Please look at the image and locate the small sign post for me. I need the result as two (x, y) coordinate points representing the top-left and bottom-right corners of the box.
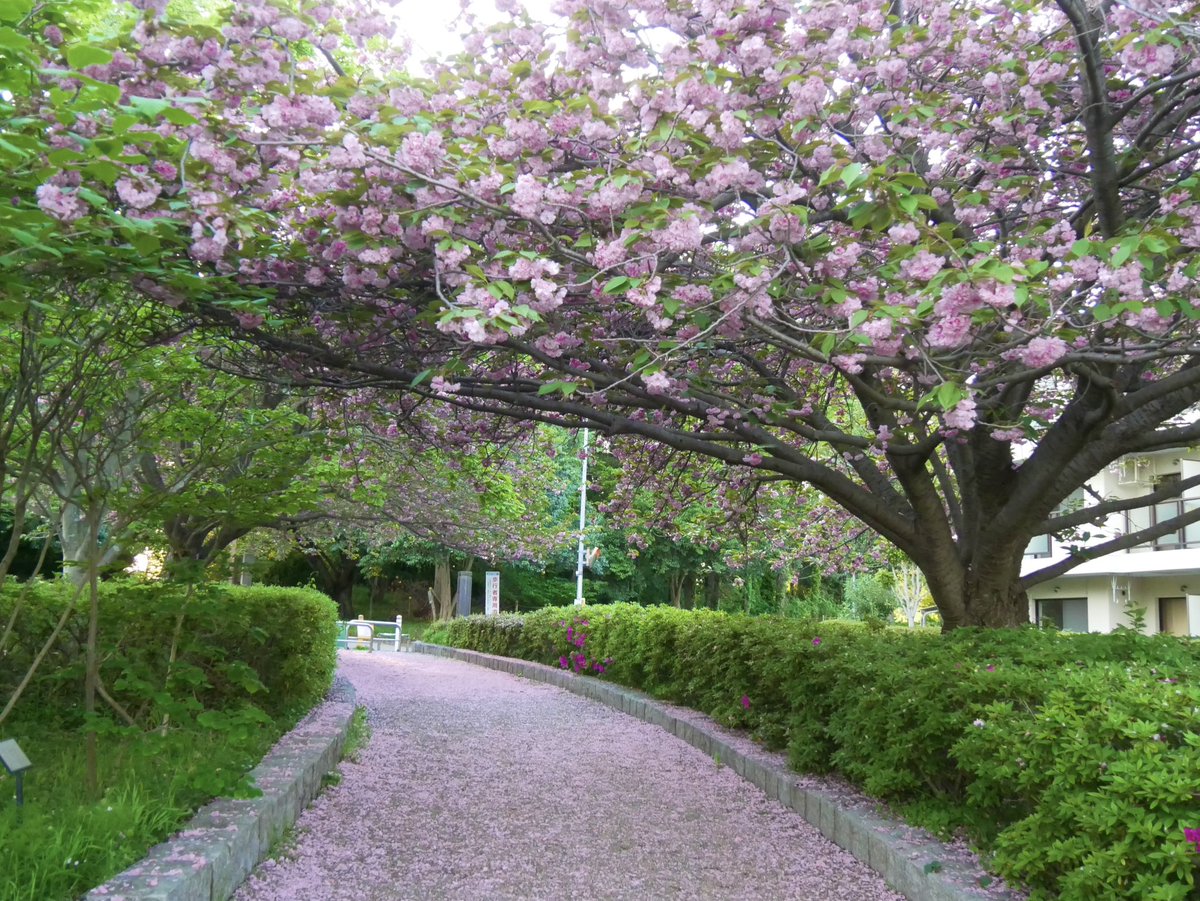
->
(485, 571), (500, 616)
(0, 738), (31, 807)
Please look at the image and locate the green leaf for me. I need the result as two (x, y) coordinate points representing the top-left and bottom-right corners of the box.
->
(0, 25), (32, 51)
(0, 0), (32, 23)
(47, 147), (85, 165)
(840, 162), (865, 187)
(603, 276), (630, 294)
(66, 45), (114, 70)
(1111, 235), (1139, 268)
(129, 96), (170, 119)
(84, 160), (121, 184)
(933, 382), (967, 410)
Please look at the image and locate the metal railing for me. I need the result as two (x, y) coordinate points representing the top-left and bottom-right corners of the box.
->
(336, 615), (410, 651)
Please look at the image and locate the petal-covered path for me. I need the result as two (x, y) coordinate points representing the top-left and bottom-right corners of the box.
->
(234, 651), (904, 901)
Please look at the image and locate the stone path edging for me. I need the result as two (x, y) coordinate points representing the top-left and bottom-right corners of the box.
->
(413, 642), (1021, 901)
(85, 676), (357, 901)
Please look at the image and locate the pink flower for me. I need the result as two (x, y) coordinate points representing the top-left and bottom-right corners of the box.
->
(643, 371), (673, 395)
(812, 637), (822, 648)
(887, 222), (919, 244)
(657, 216), (704, 252)
(943, 398), (977, 431)
(740, 695), (751, 709)
(900, 250), (945, 282)
(1017, 336), (1068, 369)
(116, 176), (161, 210)
(926, 314), (972, 349)
(35, 183), (87, 222)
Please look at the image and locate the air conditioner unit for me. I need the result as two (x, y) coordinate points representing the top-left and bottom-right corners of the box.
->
(1116, 458), (1151, 486)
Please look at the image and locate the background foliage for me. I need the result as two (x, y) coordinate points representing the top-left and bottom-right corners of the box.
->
(437, 606), (1200, 900)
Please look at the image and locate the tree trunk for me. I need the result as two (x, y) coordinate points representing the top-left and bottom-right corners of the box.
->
(681, 572), (696, 610)
(703, 571), (720, 609)
(60, 498), (89, 587)
(0, 493), (30, 588)
(83, 511), (101, 798)
(926, 554), (1032, 631)
(669, 572), (683, 607)
(432, 556), (454, 620)
(957, 584), (1031, 629)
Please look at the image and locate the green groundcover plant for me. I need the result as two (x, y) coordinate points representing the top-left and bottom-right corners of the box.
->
(439, 604), (1200, 900)
(0, 579), (338, 901)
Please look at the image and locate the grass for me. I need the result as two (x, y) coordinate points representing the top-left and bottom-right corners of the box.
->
(342, 705), (371, 762)
(412, 620), (451, 644)
(0, 716), (293, 901)
(402, 619), (440, 641)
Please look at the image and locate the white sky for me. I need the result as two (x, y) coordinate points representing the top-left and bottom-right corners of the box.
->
(394, 0), (558, 65)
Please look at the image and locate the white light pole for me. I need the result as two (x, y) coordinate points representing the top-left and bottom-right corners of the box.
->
(574, 428), (589, 605)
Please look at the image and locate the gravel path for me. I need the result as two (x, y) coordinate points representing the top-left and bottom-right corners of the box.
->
(234, 651), (905, 901)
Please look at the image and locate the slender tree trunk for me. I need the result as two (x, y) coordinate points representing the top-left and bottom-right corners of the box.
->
(160, 581), (197, 734)
(229, 540), (242, 585)
(0, 531), (53, 654)
(669, 573), (682, 607)
(432, 556), (454, 620)
(83, 511), (101, 797)
(703, 572), (720, 609)
(0, 492), (31, 588)
(0, 576), (87, 727)
(681, 572), (696, 610)
(60, 498), (89, 587)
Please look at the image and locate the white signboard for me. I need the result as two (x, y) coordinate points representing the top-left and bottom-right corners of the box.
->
(485, 571), (501, 616)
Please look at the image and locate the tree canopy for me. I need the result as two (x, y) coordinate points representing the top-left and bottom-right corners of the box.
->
(8, 0), (1200, 626)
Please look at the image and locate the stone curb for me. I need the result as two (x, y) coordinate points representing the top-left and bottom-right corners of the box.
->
(413, 642), (1020, 901)
(85, 676), (357, 901)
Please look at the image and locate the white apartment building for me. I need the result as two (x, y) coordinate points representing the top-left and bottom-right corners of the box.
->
(1022, 448), (1200, 636)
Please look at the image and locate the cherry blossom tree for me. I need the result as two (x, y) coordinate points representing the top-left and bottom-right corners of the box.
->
(14, 0), (1200, 627)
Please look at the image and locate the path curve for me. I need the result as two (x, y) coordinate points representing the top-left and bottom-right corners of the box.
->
(234, 651), (904, 901)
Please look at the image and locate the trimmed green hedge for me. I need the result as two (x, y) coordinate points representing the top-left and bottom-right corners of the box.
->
(439, 604), (1200, 901)
(0, 579), (338, 725)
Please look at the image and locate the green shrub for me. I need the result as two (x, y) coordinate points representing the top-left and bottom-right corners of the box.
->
(953, 666), (1200, 900)
(442, 604), (1200, 899)
(0, 579), (338, 725)
(0, 579), (338, 901)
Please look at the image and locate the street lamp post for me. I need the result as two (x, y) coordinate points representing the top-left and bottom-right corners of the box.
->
(574, 428), (589, 605)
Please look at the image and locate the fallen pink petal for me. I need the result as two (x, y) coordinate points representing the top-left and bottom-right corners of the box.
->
(233, 651), (905, 901)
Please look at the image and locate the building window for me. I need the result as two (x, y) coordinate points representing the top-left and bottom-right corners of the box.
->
(1159, 597), (1189, 636)
(1025, 489), (1086, 557)
(1036, 597), (1089, 632)
(1025, 533), (1052, 557)
(1144, 475), (1200, 550)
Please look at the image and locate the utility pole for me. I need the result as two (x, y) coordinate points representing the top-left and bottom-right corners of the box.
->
(574, 428), (589, 605)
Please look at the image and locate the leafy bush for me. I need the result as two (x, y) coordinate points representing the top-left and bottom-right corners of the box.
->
(443, 605), (1200, 899)
(0, 579), (338, 725)
(0, 579), (339, 901)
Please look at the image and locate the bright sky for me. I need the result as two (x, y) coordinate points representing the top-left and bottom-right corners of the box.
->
(395, 0), (558, 65)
